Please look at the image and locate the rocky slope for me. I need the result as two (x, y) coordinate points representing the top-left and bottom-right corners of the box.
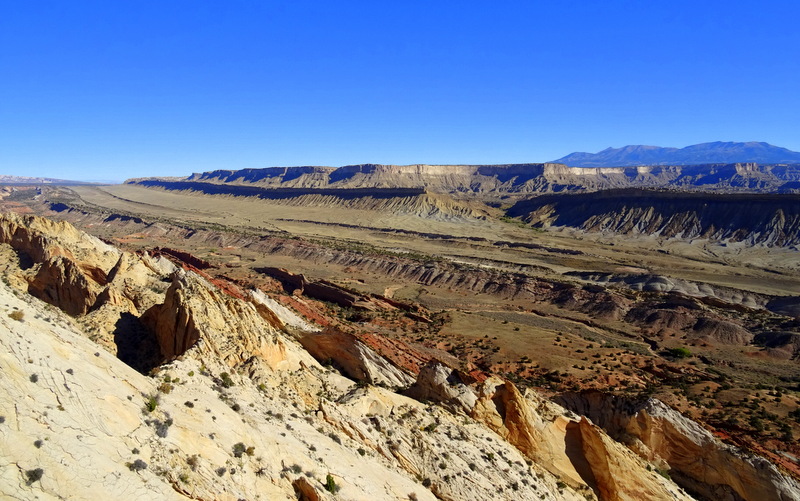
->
(508, 189), (800, 247)
(553, 141), (800, 167)
(2, 213), (799, 500)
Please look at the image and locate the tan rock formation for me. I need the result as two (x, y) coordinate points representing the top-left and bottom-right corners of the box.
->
(297, 327), (415, 388)
(558, 391), (800, 501)
(28, 255), (99, 316)
(405, 361), (477, 413)
(141, 268), (313, 370)
(469, 378), (696, 500)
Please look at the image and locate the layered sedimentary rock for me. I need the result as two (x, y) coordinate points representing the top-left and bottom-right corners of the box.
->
(557, 391), (800, 501)
(129, 159), (800, 196)
(141, 268), (312, 370)
(508, 189), (800, 246)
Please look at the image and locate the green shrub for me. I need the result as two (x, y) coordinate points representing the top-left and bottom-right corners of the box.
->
(220, 372), (234, 388)
(144, 394), (158, 413)
(324, 474), (340, 493)
(669, 347), (692, 359)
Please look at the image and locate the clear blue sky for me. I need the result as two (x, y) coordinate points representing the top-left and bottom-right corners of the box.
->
(2, 1), (798, 182)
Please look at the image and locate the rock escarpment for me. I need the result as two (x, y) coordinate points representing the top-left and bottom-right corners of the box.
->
(508, 189), (800, 246)
(131, 160), (800, 196)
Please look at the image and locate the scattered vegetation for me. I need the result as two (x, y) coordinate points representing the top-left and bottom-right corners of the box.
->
(8, 310), (24, 321)
(232, 442), (255, 458)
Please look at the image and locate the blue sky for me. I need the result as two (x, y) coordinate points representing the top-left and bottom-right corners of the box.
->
(2, 1), (799, 182)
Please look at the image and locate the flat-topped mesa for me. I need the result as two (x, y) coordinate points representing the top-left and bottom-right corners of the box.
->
(187, 165), (336, 186)
(169, 163), (558, 192)
(129, 160), (800, 194)
(543, 164), (628, 176)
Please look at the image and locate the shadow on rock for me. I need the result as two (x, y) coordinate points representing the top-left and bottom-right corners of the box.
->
(113, 312), (162, 373)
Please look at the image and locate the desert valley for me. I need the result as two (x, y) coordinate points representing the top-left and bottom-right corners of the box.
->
(1, 152), (800, 500)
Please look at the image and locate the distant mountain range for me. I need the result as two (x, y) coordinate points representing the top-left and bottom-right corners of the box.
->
(552, 141), (800, 167)
(0, 175), (100, 185)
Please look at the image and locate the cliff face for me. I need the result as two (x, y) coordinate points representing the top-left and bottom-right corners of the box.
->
(131, 161), (800, 195)
(509, 189), (800, 246)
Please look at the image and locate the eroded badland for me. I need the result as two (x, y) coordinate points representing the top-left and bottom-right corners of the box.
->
(1, 162), (800, 500)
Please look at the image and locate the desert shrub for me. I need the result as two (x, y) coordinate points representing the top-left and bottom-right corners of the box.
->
(9, 310), (24, 321)
(324, 474), (340, 493)
(29, 374), (38, 383)
(34, 439), (43, 448)
(220, 372), (234, 388)
(187, 455), (199, 471)
(184, 401), (194, 408)
(232, 442), (247, 458)
(25, 468), (43, 484)
(291, 464), (302, 474)
(127, 459), (147, 472)
(144, 394), (158, 413)
(216, 467), (226, 477)
(669, 347), (692, 359)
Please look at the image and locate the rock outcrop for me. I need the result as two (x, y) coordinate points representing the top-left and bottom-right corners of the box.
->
(557, 391), (800, 501)
(405, 361), (478, 413)
(297, 327), (415, 388)
(468, 378), (694, 500)
(141, 268), (314, 371)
